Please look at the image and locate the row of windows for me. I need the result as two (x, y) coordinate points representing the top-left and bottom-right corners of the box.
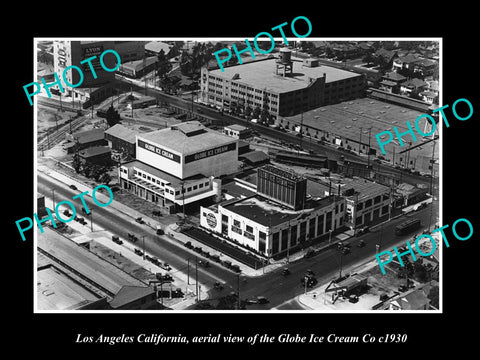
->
(134, 169), (167, 187)
(356, 194), (389, 211)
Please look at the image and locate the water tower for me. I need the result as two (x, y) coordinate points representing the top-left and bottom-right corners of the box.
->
(275, 47), (293, 77)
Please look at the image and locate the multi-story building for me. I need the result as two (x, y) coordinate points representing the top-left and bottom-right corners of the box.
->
(119, 121), (239, 212)
(200, 166), (346, 258)
(201, 48), (366, 122)
(53, 40), (145, 105)
(310, 176), (392, 231)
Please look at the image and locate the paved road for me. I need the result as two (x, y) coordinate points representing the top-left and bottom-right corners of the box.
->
(226, 205), (437, 310)
(38, 171), (437, 309)
(37, 174), (239, 287)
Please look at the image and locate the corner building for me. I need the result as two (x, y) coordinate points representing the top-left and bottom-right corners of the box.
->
(200, 165), (346, 258)
(201, 49), (366, 121)
(119, 121), (239, 212)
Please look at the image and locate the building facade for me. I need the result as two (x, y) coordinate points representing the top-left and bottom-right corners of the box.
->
(200, 53), (366, 121)
(200, 165), (346, 258)
(118, 121), (238, 211)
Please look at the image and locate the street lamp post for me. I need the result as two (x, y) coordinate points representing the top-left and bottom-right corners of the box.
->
(51, 189), (55, 210)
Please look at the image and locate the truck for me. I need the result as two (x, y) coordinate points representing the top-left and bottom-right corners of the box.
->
(395, 218), (421, 236)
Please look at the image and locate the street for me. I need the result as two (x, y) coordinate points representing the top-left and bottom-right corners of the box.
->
(38, 171), (437, 310)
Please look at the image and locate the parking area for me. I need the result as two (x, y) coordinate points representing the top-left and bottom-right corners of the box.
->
(182, 227), (267, 270)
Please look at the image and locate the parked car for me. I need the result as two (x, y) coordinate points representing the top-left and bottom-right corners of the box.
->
(198, 260), (210, 268)
(69, 184), (77, 190)
(230, 264), (241, 273)
(134, 248), (143, 256)
(301, 275), (318, 288)
(112, 235), (123, 245)
(214, 282), (224, 290)
(357, 239), (365, 248)
(184, 241), (193, 249)
(282, 268), (291, 276)
(257, 296), (269, 304)
(356, 226), (369, 236)
(135, 217), (145, 224)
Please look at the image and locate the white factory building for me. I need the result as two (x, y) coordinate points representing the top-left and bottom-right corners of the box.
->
(119, 121), (240, 212)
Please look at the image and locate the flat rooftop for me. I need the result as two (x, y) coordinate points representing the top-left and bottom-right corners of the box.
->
(283, 97), (438, 161)
(38, 228), (147, 296)
(210, 58), (362, 93)
(307, 175), (389, 201)
(138, 121), (236, 155)
(105, 123), (137, 144)
(222, 194), (336, 227)
(37, 265), (101, 310)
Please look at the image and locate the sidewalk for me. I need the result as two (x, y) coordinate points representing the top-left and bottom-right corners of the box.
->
(40, 176), (209, 309)
(38, 165), (358, 280)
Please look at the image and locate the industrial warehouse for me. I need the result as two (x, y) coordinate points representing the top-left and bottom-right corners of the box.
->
(200, 48), (366, 120)
(118, 121), (239, 212)
(200, 165), (346, 258)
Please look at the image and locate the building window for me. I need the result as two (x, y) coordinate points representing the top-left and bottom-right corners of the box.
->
(193, 185), (198, 190)
(374, 195), (381, 204)
(325, 211), (332, 232)
(281, 229), (288, 251)
(204, 181), (209, 187)
(356, 202), (363, 211)
(175, 191), (180, 195)
(187, 187), (192, 192)
(259, 231), (266, 253)
(233, 219), (241, 228)
(308, 218), (316, 238)
(365, 199), (372, 208)
(199, 183), (204, 188)
(142, 174), (146, 178)
(222, 215), (228, 223)
(290, 225), (298, 246)
(340, 203), (344, 212)
(272, 232), (280, 254)
(246, 225), (253, 233)
(317, 214), (324, 235)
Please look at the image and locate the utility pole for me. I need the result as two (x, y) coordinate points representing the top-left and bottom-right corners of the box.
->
(339, 252), (343, 279)
(195, 257), (199, 302)
(187, 258), (190, 285)
(367, 127), (372, 169)
(142, 235), (146, 260)
(359, 126), (362, 154)
(51, 189), (55, 210)
(237, 274), (241, 310)
(90, 209), (93, 232)
(181, 182), (186, 223)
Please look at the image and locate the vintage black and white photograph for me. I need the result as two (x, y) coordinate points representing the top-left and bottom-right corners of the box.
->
(32, 37), (443, 312)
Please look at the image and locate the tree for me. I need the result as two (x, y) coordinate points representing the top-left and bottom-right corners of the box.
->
(363, 53), (375, 65)
(105, 105), (121, 127)
(428, 285), (439, 309)
(99, 172), (112, 186)
(72, 152), (81, 173)
(156, 49), (172, 79)
(82, 163), (93, 178)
